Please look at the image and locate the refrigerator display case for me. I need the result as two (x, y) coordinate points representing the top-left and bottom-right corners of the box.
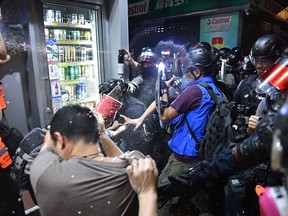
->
(43, 3), (101, 113)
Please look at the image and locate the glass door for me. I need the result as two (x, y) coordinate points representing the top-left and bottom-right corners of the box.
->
(43, 3), (101, 113)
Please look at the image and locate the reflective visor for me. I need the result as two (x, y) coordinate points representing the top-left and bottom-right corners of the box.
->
(257, 57), (288, 94)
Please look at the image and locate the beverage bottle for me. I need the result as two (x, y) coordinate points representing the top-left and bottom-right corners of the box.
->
(118, 49), (125, 75)
(55, 83), (59, 95)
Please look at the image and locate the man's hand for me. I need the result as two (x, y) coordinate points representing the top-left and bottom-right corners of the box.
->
(120, 114), (144, 131)
(126, 157), (158, 196)
(247, 115), (260, 135)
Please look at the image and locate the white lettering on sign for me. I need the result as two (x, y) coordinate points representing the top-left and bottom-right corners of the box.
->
(205, 25), (232, 33)
(155, 0), (185, 10)
(128, 0), (150, 17)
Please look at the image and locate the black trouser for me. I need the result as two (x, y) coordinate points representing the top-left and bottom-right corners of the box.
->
(0, 167), (25, 216)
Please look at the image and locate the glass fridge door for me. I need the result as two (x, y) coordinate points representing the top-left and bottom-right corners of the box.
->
(43, 3), (101, 113)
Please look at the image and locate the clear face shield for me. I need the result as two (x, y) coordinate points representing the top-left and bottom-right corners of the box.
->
(271, 96), (288, 173)
(254, 56), (288, 112)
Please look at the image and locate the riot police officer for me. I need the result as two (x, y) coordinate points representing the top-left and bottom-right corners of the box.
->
(158, 52), (287, 216)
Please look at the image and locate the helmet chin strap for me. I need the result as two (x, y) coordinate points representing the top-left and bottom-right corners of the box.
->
(191, 70), (201, 80)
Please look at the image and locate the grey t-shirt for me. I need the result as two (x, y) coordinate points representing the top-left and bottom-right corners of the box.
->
(30, 148), (138, 216)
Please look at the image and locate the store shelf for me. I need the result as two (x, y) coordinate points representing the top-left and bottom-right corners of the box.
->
(57, 60), (94, 67)
(62, 96), (98, 106)
(55, 40), (92, 45)
(44, 21), (92, 29)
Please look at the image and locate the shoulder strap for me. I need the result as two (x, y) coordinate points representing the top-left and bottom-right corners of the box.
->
(198, 82), (218, 103)
(184, 116), (199, 143)
(198, 82), (229, 104)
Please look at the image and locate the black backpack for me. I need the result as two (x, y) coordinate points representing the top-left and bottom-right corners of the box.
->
(10, 128), (45, 203)
(186, 82), (235, 158)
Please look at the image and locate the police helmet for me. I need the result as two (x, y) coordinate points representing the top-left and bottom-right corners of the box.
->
(184, 47), (213, 72)
(250, 34), (281, 62)
(228, 50), (243, 66)
(192, 41), (212, 51)
(217, 47), (230, 60)
(137, 47), (159, 66)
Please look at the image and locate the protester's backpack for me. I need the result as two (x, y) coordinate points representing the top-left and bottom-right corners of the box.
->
(10, 128), (45, 203)
(186, 82), (236, 158)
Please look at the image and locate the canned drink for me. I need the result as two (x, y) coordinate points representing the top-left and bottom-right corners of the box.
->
(78, 14), (85, 25)
(55, 10), (61, 23)
(54, 29), (60, 40)
(69, 66), (75, 80)
(84, 31), (91, 41)
(65, 46), (71, 61)
(71, 85), (76, 100)
(75, 31), (80, 40)
(76, 84), (82, 99)
(45, 9), (54, 22)
(70, 46), (76, 62)
(64, 66), (70, 80)
(81, 47), (87, 61)
(71, 13), (78, 24)
(75, 46), (81, 61)
(80, 31), (85, 40)
(58, 46), (64, 62)
(82, 84), (87, 98)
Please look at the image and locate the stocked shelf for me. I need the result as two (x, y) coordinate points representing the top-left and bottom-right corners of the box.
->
(44, 21), (92, 29)
(56, 40), (92, 45)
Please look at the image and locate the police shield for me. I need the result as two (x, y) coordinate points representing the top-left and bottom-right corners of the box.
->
(155, 64), (165, 128)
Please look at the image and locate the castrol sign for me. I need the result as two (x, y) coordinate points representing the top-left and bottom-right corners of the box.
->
(128, 0), (150, 17)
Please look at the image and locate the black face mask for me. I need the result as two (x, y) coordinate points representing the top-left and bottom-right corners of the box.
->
(142, 67), (158, 78)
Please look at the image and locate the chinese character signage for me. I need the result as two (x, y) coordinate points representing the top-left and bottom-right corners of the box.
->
(128, 0), (248, 20)
(200, 12), (240, 49)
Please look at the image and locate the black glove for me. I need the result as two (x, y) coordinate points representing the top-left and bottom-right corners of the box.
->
(158, 174), (198, 209)
(171, 76), (182, 90)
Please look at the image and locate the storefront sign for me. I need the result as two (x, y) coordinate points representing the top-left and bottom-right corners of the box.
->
(200, 12), (240, 49)
(128, 0), (249, 20)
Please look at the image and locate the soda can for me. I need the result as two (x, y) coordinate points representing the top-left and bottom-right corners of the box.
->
(70, 46), (76, 62)
(54, 29), (60, 40)
(75, 31), (80, 40)
(58, 46), (65, 62)
(71, 85), (76, 100)
(85, 31), (91, 41)
(69, 66), (75, 80)
(78, 14), (85, 25)
(76, 84), (81, 99)
(55, 10), (61, 23)
(64, 66), (70, 80)
(81, 47), (87, 61)
(65, 46), (71, 61)
(71, 13), (78, 24)
(45, 10), (54, 22)
(82, 84), (87, 98)
(80, 31), (85, 40)
(75, 46), (81, 61)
